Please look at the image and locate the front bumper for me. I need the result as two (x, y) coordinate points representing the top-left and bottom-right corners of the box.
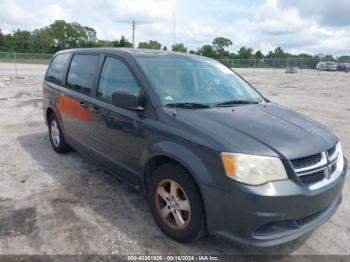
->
(202, 157), (347, 247)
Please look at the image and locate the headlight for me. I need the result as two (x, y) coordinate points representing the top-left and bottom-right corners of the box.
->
(221, 152), (288, 186)
(336, 142), (344, 172)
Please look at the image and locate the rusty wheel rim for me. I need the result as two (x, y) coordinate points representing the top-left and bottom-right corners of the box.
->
(155, 179), (191, 230)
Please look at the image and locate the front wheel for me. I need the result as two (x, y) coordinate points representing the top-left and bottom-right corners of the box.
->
(148, 163), (206, 242)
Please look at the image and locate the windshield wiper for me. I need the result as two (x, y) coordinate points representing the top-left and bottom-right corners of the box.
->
(214, 100), (260, 107)
(164, 102), (211, 109)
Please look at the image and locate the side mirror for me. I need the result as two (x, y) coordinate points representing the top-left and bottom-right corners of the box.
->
(111, 90), (144, 111)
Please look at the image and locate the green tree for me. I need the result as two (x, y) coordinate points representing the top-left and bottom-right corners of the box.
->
(198, 45), (217, 58)
(96, 40), (112, 47)
(266, 47), (291, 58)
(296, 53), (313, 59)
(11, 30), (31, 52)
(238, 46), (254, 59)
(0, 29), (4, 49)
(338, 55), (350, 62)
(112, 36), (132, 47)
(119, 36), (133, 47)
(48, 20), (74, 50)
(212, 37), (233, 49)
(163, 46), (167, 51)
(324, 54), (335, 61)
(266, 51), (274, 58)
(138, 40), (162, 49)
(47, 20), (97, 51)
(212, 37), (232, 58)
(274, 47), (287, 58)
(172, 43), (187, 53)
(1, 34), (13, 51)
(30, 29), (54, 53)
(255, 50), (264, 59)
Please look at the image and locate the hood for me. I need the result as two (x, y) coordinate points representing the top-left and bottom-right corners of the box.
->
(172, 103), (338, 160)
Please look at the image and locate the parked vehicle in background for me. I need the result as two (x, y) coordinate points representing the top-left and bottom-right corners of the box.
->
(337, 63), (350, 72)
(316, 61), (337, 71)
(43, 48), (347, 247)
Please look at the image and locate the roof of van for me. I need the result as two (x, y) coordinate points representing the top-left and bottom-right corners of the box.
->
(56, 47), (200, 58)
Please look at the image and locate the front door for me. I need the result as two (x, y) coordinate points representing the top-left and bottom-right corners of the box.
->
(89, 56), (142, 184)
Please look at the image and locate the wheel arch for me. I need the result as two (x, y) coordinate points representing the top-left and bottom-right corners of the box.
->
(141, 143), (212, 233)
(140, 141), (215, 194)
(46, 106), (64, 129)
(46, 107), (55, 122)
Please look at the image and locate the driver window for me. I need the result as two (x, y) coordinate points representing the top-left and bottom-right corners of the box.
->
(97, 57), (141, 102)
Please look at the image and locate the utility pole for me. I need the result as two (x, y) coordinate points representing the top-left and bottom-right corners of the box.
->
(173, 12), (176, 47)
(132, 20), (135, 48)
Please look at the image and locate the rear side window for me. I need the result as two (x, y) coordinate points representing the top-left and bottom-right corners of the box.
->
(45, 53), (70, 85)
(66, 54), (99, 95)
(97, 57), (141, 102)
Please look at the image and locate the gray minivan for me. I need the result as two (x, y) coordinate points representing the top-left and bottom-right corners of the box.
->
(43, 48), (347, 246)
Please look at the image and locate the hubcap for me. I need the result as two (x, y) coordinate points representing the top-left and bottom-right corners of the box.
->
(155, 179), (191, 230)
(51, 120), (60, 147)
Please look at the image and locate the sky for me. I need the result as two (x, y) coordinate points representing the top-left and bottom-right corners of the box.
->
(1, 0), (350, 56)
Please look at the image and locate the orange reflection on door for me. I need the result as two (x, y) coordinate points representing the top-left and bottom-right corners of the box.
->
(58, 95), (92, 121)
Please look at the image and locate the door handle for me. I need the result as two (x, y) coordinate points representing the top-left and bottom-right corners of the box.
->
(79, 101), (88, 109)
(92, 107), (101, 115)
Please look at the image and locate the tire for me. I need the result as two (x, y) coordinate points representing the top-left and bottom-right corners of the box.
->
(148, 162), (206, 243)
(48, 113), (72, 153)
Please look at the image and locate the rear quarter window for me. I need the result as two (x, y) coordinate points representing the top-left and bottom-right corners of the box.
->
(66, 54), (100, 95)
(45, 53), (70, 85)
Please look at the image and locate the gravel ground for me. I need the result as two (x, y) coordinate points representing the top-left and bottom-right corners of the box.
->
(0, 64), (349, 255)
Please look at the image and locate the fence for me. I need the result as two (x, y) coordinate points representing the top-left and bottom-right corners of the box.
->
(1, 51), (350, 77)
(219, 57), (350, 74)
(0, 52), (53, 77)
(0, 52), (52, 65)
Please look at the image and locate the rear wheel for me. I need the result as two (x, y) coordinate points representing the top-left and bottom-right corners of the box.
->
(48, 113), (72, 153)
(148, 162), (206, 242)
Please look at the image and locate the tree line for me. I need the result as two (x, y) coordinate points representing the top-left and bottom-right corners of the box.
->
(1, 20), (349, 61)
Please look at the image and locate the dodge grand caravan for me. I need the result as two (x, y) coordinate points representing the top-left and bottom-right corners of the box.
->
(43, 48), (347, 246)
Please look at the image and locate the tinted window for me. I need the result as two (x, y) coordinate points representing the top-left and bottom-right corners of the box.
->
(45, 53), (70, 85)
(97, 57), (140, 102)
(66, 54), (99, 95)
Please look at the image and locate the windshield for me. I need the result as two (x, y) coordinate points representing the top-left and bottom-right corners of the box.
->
(135, 55), (264, 106)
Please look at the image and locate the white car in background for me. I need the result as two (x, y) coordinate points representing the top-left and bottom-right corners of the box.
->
(316, 61), (337, 71)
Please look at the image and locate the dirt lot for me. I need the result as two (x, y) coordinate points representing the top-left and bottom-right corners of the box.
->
(0, 64), (349, 255)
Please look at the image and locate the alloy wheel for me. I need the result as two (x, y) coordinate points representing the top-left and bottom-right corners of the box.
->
(155, 179), (191, 230)
(51, 120), (60, 147)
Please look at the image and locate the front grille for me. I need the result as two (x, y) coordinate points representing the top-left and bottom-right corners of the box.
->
(291, 153), (322, 170)
(299, 170), (325, 185)
(290, 144), (339, 189)
(327, 146), (336, 158)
